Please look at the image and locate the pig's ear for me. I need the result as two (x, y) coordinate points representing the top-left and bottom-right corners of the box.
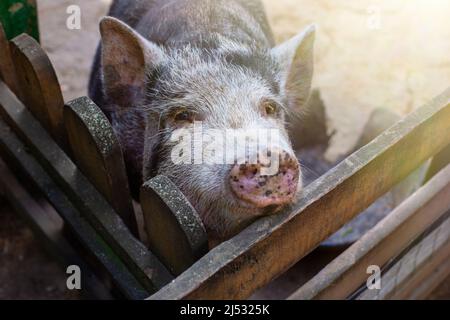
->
(99, 17), (166, 108)
(271, 25), (315, 110)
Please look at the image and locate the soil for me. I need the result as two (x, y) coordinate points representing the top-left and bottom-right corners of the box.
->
(0, 0), (448, 299)
(0, 197), (79, 299)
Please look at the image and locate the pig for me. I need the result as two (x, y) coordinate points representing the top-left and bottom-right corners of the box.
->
(89, 0), (315, 241)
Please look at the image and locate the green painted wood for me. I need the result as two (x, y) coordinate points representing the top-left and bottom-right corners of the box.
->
(0, 0), (39, 42)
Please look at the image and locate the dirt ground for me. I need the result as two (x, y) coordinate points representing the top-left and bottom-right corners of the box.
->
(0, 0), (449, 299)
(0, 197), (79, 299)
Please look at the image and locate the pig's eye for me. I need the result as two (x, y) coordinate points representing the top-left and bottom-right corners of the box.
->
(173, 109), (194, 123)
(263, 101), (278, 116)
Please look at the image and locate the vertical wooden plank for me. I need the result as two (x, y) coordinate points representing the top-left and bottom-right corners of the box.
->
(0, 23), (18, 94)
(9, 33), (66, 148)
(0, 0), (39, 42)
(140, 175), (208, 275)
(64, 97), (139, 238)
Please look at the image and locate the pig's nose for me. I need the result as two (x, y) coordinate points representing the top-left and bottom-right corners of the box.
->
(229, 150), (300, 208)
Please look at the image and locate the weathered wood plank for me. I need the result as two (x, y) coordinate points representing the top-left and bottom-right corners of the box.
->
(141, 175), (208, 275)
(0, 22), (18, 94)
(0, 81), (173, 294)
(149, 88), (450, 300)
(288, 164), (450, 300)
(424, 143), (450, 183)
(64, 97), (138, 237)
(356, 215), (450, 300)
(0, 119), (147, 299)
(394, 245), (450, 300)
(0, 158), (114, 299)
(9, 33), (66, 147)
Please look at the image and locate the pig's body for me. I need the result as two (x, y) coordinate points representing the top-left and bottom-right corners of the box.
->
(89, 0), (315, 240)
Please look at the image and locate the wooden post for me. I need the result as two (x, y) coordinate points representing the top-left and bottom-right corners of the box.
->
(140, 175), (208, 275)
(0, 23), (18, 95)
(64, 97), (139, 238)
(9, 34), (66, 148)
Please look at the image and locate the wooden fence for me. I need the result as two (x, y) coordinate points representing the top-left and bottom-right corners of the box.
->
(0, 24), (449, 299)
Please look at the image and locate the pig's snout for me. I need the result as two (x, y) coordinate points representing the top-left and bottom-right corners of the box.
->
(229, 150), (300, 208)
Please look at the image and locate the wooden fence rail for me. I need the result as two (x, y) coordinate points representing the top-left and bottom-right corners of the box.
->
(357, 214), (450, 300)
(288, 164), (450, 299)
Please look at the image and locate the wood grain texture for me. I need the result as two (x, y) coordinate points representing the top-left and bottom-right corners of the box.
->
(64, 97), (138, 237)
(141, 175), (208, 275)
(0, 23), (18, 94)
(0, 81), (173, 294)
(288, 164), (450, 300)
(9, 33), (66, 147)
(393, 246), (450, 300)
(356, 215), (450, 300)
(149, 87), (450, 300)
(424, 143), (450, 183)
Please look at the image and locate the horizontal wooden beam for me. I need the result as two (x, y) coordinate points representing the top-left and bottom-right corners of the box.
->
(356, 215), (450, 300)
(288, 164), (450, 300)
(150, 87), (450, 299)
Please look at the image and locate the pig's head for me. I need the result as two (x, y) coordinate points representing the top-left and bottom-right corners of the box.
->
(99, 17), (315, 240)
